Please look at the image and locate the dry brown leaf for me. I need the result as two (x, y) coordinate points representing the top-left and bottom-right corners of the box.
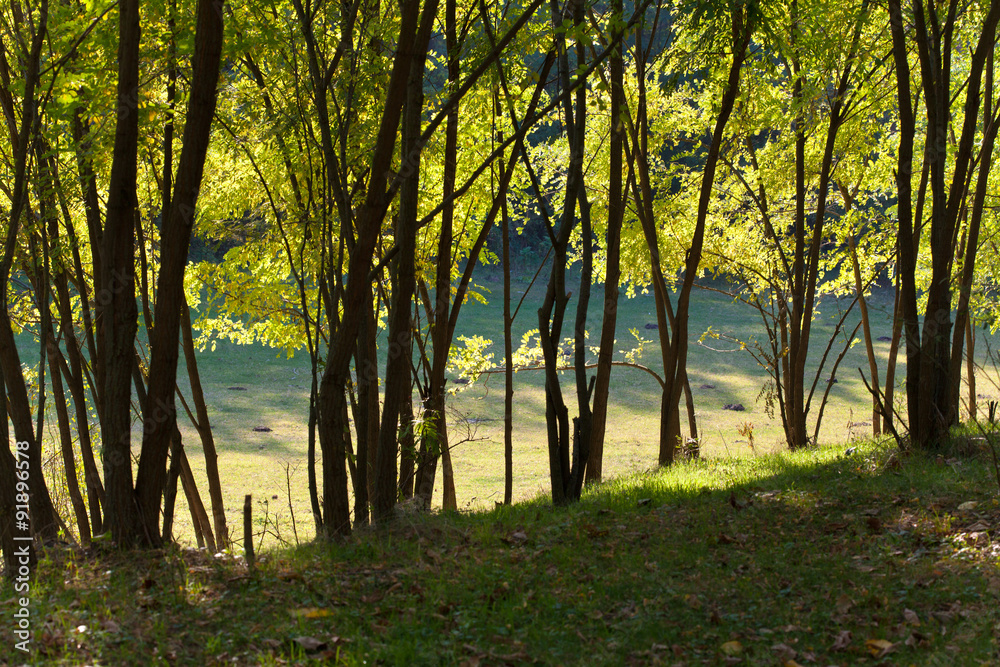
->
(903, 608), (921, 626)
(865, 638), (894, 658)
(293, 636), (327, 652)
(830, 630), (853, 651)
(684, 594), (702, 610)
(771, 642), (797, 661)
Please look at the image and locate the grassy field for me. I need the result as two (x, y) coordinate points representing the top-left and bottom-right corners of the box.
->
(30, 270), (1000, 550)
(10, 438), (1000, 665)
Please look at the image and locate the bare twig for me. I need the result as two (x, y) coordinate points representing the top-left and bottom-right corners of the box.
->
(857, 367), (907, 450)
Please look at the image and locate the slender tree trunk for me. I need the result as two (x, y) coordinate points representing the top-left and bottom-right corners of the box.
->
(46, 331), (91, 546)
(587, 0), (625, 484)
(352, 281), (378, 524)
(538, 0), (584, 504)
(909, 0), (1000, 446)
(950, 48), (997, 425)
(172, 430), (216, 553)
(662, 6), (753, 461)
(502, 163), (514, 505)
(161, 447), (181, 543)
(850, 238), (881, 436)
(375, 32), (430, 521)
(628, 13), (680, 465)
(100, 0), (144, 546)
(51, 177), (104, 535)
(180, 296), (228, 548)
(135, 0), (225, 543)
(315, 0), (432, 538)
(965, 319), (977, 422)
(418, 0), (460, 512)
(0, 0), (60, 554)
(398, 393), (416, 500)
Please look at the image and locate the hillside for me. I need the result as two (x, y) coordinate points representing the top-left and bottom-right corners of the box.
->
(6, 439), (1000, 665)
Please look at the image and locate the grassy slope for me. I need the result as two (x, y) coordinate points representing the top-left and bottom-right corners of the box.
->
(8, 439), (1000, 665)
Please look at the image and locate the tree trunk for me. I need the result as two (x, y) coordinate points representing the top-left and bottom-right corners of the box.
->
(502, 121), (514, 505)
(374, 28), (430, 521)
(849, 238), (881, 436)
(136, 0), (225, 543)
(314, 0), (432, 539)
(180, 296), (228, 548)
(950, 47), (997, 425)
(46, 331), (91, 546)
(662, 6), (753, 461)
(100, 0), (144, 546)
(587, 0), (625, 484)
(907, 0), (1000, 446)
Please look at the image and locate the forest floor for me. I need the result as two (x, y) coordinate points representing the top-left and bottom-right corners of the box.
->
(6, 436), (1000, 665)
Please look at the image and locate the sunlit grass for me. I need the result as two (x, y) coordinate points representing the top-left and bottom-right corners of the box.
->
(13, 438), (1000, 665)
(22, 271), (1000, 551)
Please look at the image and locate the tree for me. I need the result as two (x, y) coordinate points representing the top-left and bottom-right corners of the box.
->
(135, 0), (225, 545)
(708, 0), (884, 449)
(888, 0), (1000, 448)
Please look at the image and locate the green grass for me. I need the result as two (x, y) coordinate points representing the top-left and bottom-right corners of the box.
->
(8, 438), (1000, 665)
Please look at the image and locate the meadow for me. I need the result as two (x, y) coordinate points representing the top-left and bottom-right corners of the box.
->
(73, 267), (994, 551)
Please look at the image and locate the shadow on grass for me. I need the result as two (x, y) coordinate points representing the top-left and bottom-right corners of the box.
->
(19, 440), (1000, 666)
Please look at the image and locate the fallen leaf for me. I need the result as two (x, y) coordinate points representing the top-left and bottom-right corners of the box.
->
(958, 501), (979, 511)
(835, 593), (853, 615)
(293, 636), (327, 652)
(720, 640), (743, 656)
(830, 630), (852, 651)
(501, 530), (529, 546)
(290, 608), (334, 619)
(771, 642), (797, 661)
(865, 638), (894, 658)
(903, 608), (921, 626)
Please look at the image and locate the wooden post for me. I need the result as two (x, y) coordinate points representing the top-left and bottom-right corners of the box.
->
(243, 494), (254, 571)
